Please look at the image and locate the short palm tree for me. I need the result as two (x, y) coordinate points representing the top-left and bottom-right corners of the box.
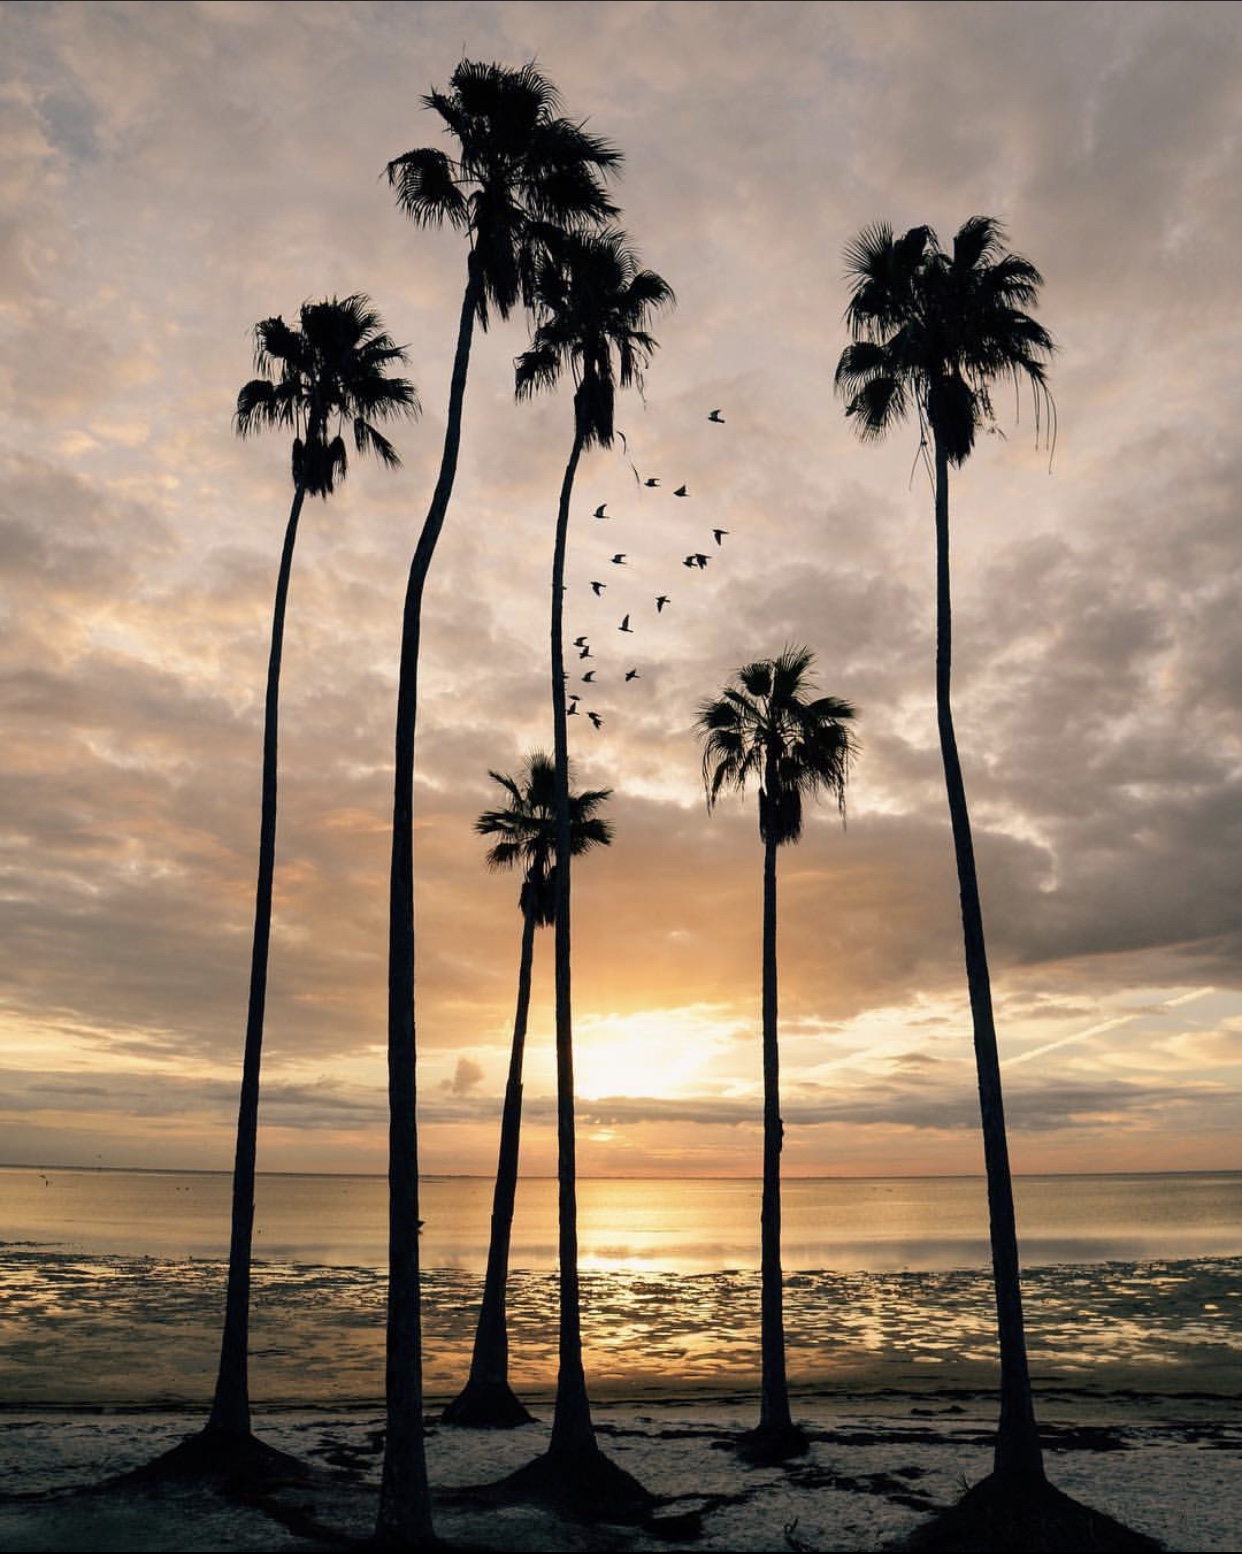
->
(379, 62), (619, 1542)
(203, 297), (416, 1469)
(835, 217), (1054, 1489)
(514, 227), (671, 1488)
(697, 648), (855, 1460)
(443, 753), (612, 1429)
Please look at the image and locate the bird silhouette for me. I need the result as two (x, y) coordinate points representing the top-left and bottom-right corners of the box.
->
(590, 580), (606, 595)
(593, 502), (608, 518)
(573, 635), (589, 648)
(579, 645), (592, 659)
(708, 409), (725, 423)
(643, 477), (659, 488)
(674, 484), (688, 497)
(619, 614), (633, 632)
(655, 594), (670, 613)
(693, 552), (709, 569)
(625, 668), (640, 681)
(582, 670), (597, 683)
(713, 528), (729, 545)
(611, 553), (627, 565)
(567, 701), (579, 715)
(588, 711), (603, 729)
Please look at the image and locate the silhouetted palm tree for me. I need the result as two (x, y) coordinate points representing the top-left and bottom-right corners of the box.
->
(835, 216), (1054, 1489)
(513, 228), (671, 1493)
(210, 297), (416, 1465)
(443, 753), (612, 1428)
(697, 648), (855, 1460)
(378, 62), (619, 1542)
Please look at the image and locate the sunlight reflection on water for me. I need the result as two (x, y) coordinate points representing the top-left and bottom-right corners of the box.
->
(1, 1249), (1239, 1406)
(3, 1168), (1241, 1405)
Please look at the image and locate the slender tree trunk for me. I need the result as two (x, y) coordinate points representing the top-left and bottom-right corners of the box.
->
(442, 904), (537, 1425)
(758, 797), (793, 1438)
(933, 438), (1044, 1486)
(209, 482), (307, 1440)
(377, 254), (483, 1546)
(547, 420), (598, 1463)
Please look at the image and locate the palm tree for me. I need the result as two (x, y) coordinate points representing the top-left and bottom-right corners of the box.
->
(512, 228), (671, 1494)
(835, 217), (1054, 1489)
(443, 753), (612, 1429)
(378, 62), (619, 1542)
(190, 298), (416, 1471)
(697, 648), (855, 1461)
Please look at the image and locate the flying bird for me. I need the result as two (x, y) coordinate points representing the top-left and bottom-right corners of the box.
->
(588, 711), (603, 729)
(643, 477), (659, 488)
(567, 701), (579, 715)
(619, 614), (633, 633)
(579, 645), (592, 659)
(713, 528), (729, 545)
(611, 553), (627, 565)
(581, 670), (597, 683)
(573, 635), (589, 648)
(693, 552), (710, 569)
(593, 503), (608, 519)
(625, 668), (640, 681)
(708, 409), (725, 423)
(590, 580), (606, 595)
(655, 594), (670, 613)
(674, 484), (688, 497)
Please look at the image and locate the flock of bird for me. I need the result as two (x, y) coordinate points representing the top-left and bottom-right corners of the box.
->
(567, 409), (729, 733)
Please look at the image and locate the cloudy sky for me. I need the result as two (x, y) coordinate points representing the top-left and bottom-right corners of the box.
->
(2, 0), (1240, 1180)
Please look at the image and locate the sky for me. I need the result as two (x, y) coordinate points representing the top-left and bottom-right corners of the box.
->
(2, 0), (1240, 1180)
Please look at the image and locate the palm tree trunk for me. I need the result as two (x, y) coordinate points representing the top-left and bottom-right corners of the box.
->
(209, 482), (306, 1440)
(442, 903), (537, 1425)
(377, 253), (483, 1546)
(547, 419), (598, 1463)
(758, 805), (792, 1438)
(933, 438), (1044, 1487)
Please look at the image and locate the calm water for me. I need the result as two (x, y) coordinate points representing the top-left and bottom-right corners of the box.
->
(4, 1168), (1240, 1272)
(2, 1168), (1239, 1406)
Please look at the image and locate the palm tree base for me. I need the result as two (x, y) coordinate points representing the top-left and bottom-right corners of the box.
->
(737, 1420), (809, 1464)
(497, 1442), (654, 1521)
(439, 1377), (536, 1428)
(892, 1472), (1163, 1552)
(118, 1425), (312, 1490)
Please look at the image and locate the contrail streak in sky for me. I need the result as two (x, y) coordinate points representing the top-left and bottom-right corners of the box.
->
(1004, 987), (1215, 1070)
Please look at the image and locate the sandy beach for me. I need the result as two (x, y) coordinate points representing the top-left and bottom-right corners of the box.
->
(2, 1383), (1239, 1552)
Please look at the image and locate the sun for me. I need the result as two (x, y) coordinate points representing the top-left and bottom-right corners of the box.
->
(571, 1007), (747, 1101)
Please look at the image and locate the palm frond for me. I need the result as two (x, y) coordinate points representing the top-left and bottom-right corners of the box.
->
(236, 293), (417, 494)
(697, 649), (856, 842)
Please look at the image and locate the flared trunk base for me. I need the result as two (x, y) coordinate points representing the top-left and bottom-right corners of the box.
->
(120, 1426), (311, 1490)
(440, 1377), (535, 1429)
(499, 1443), (654, 1521)
(737, 1420), (809, 1464)
(897, 1471), (1162, 1552)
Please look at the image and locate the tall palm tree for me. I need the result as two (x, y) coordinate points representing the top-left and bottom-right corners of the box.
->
(209, 297), (416, 1463)
(513, 228), (671, 1488)
(697, 648), (855, 1461)
(378, 62), (619, 1542)
(835, 216), (1054, 1489)
(443, 753), (612, 1429)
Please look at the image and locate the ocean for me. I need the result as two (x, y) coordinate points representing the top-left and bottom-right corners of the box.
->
(2, 1167), (1239, 1407)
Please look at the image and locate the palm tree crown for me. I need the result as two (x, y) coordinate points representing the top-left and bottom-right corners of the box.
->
(834, 216), (1054, 465)
(386, 59), (622, 328)
(515, 227), (674, 448)
(699, 647), (857, 844)
(477, 751), (614, 926)
(234, 294), (418, 496)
